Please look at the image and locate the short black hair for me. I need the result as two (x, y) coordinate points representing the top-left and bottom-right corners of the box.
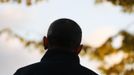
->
(47, 18), (82, 49)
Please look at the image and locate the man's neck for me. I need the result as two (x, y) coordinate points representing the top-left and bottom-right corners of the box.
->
(41, 48), (80, 64)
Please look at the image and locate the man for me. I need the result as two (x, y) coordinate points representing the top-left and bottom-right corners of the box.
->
(14, 18), (98, 75)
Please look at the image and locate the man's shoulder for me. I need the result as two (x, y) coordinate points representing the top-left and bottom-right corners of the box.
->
(14, 62), (42, 75)
(79, 65), (98, 75)
(14, 62), (99, 75)
(20, 62), (42, 70)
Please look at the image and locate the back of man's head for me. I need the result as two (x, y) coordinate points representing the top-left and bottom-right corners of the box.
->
(47, 18), (82, 49)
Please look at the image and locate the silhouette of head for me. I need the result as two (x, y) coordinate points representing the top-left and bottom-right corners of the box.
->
(43, 18), (82, 54)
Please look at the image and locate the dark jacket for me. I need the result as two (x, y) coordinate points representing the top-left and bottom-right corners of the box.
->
(14, 48), (98, 75)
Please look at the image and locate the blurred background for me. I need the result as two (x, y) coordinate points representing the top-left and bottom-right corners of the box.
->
(0, 0), (134, 75)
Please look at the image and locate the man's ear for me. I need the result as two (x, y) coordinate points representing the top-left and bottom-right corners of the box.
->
(75, 45), (83, 55)
(43, 36), (48, 50)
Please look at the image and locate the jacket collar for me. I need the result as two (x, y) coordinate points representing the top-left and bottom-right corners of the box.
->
(41, 48), (80, 64)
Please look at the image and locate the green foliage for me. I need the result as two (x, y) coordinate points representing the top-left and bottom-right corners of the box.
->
(0, 0), (45, 6)
(81, 30), (134, 75)
(1, 0), (134, 13)
(96, 0), (134, 13)
(119, 30), (134, 52)
(0, 28), (44, 53)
